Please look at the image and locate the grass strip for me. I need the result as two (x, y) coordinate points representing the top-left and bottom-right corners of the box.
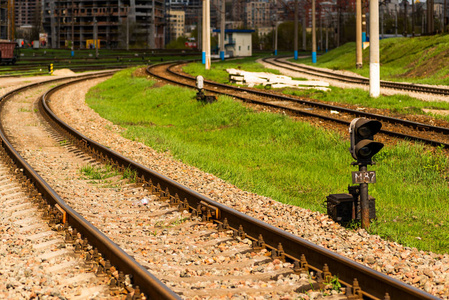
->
(184, 59), (449, 122)
(86, 68), (449, 254)
(295, 34), (449, 85)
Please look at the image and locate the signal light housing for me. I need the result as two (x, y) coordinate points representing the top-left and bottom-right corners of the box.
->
(349, 118), (384, 164)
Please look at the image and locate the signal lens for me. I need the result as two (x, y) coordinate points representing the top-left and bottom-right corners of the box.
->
(358, 126), (372, 138)
(359, 146), (372, 158)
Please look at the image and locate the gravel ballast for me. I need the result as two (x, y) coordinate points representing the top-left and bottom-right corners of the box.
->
(47, 74), (449, 299)
(1, 71), (448, 298)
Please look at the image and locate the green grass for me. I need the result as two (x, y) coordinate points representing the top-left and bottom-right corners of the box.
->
(86, 68), (449, 254)
(283, 86), (449, 122)
(122, 167), (137, 183)
(79, 164), (118, 181)
(182, 56), (280, 84)
(295, 34), (449, 85)
(183, 56), (449, 122)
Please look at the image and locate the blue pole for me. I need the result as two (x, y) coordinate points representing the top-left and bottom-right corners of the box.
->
(220, 51), (225, 60)
(312, 52), (317, 63)
(294, 50), (298, 60)
(275, 49), (278, 55)
(71, 50), (74, 57)
(202, 52), (206, 64)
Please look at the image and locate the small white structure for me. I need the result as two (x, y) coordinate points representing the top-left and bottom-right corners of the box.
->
(227, 69), (330, 91)
(213, 29), (254, 57)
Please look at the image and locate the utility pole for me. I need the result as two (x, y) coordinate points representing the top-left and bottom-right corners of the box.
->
(369, 0), (380, 97)
(274, 21), (279, 55)
(403, 0), (407, 36)
(312, 0), (316, 63)
(440, 0), (447, 34)
(422, 11), (425, 34)
(198, 8), (202, 52)
(146, 10), (149, 48)
(202, 0), (210, 69)
(219, 0), (225, 60)
(126, 12), (129, 50)
(325, 15), (328, 52)
(362, 1), (366, 47)
(427, 0), (434, 33)
(202, 0), (206, 64)
(320, 11), (323, 52)
(356, 0), (362, 68)
(94, 17), (98, 58)
(294, 0), (298, 59)
(7, 0), (15, 40)
(302, 6), (306, 51)
(395, 4), (398, 36)
(50, 0), (56, 48)
(71, 0), (74, 56)
(150, 0), (155, 49)
(337, 6), (340, 47)
(412, 0), (415, 36)
(381, 6), (384, 39)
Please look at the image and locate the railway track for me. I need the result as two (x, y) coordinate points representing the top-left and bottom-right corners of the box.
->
(147, 61), (449, 150)
(0, 69), (441, 298)
(0, 154), (112, 299)
(264, 57), (449, 96)
(0, 64), (135, 78)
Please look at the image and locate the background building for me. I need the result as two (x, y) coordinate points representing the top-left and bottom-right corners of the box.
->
(167, 9), (185, 40)
(40, 0), (165, 49)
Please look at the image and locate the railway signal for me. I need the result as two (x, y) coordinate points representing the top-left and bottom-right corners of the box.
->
(349, 118), (383, 229)
(349, 118), (384, 165)
(195, 75), (216, 103)
(326, 118), (384, 229)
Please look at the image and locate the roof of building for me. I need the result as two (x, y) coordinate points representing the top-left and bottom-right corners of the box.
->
(213, 29), (255, 33)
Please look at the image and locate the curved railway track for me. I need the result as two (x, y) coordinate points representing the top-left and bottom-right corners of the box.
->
(0, 74), (178, 299)
(264, 57), (449, 96)
(0, 68), (440, 299)
(0, 64), (135, 78)
(147, 61), (449, 150)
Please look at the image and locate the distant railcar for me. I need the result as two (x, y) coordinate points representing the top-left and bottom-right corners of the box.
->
(0, 40), (18, 65)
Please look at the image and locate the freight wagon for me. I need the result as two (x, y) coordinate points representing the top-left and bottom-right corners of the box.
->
(0, 40), (18, 64)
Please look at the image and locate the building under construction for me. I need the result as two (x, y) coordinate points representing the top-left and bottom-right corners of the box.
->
(41, 0), (165, 49)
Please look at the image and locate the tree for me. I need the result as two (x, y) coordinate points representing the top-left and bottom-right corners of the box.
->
(166, 36), (189, 49)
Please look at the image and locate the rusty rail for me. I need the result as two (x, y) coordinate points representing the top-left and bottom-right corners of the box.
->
(0, 74), (181, 300)
(148, 61), (449, 149)
(266, 57), (449, 95)
(35, 66), (440, 299)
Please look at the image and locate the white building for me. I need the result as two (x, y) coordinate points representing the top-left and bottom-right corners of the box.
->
(214, 29), (254, 57)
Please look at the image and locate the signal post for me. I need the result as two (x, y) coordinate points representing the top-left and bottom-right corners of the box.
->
(349, 118), (384, 229)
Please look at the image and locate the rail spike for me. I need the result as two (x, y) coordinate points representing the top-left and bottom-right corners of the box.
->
(178, 199), (189, 212)
(351, 278), (363, 299)
(323, 263), (332, 282)
(252, 234), (265, 250)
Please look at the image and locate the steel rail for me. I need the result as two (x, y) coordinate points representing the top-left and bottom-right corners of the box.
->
(37, 63), (438, 299)
(0, 65), (133, 77)
(0, 74), (181, 300)
(267, 57), (449, 96)
(151, 61), (449, 149)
